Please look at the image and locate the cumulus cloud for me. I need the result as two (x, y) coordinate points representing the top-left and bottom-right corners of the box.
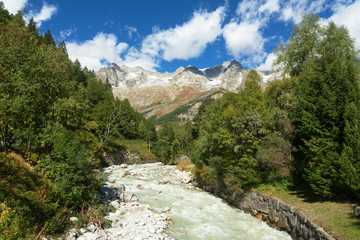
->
(2, 0), (27, 14)
(223, 21), (265, 57)
(329, 0), (360, 50)
(257, 52), (277, 71)
(26, 2), (57, 27)
(66, 33), (128, 71)
(141, 7), (225, 61)
(223, 0), (275, 67)
(122, 47), (159, 70)
(65, 7), (225, 71)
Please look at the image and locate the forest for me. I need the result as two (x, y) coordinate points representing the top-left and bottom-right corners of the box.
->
(1, 2), (360, 238)
(0, 5), (157, 239)
(154, 14), (360, 201)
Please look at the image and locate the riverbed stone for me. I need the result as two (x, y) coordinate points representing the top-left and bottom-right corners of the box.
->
(69, 216), (78, 224)
(124, 191), (138, 202)
(354, 206), (360, 217)
(87, 223), (96, 233)
(120, 163), (128, 168)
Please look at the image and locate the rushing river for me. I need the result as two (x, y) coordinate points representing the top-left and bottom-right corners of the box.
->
(106, 163), (291, 240)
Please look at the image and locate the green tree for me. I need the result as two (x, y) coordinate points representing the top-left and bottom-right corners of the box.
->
(0, 2), (10, 24)
(274, 14), (320, 77)
(44, 29), (56, 46)
(276, 14), (360, 198)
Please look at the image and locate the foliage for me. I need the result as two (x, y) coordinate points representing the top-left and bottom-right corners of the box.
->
(152, 122), (193, 163)
(0, 12), (156, 238)
(274, 14), (360, 199)
(191, 70), (294, 193)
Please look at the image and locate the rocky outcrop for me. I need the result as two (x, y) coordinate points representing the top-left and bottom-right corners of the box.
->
(198, 183), (335, 240)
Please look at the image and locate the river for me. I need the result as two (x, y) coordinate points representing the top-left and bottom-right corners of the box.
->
(105, 163), (292, 240)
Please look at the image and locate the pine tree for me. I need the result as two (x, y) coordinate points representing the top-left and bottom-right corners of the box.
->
(44, 29), (56, 46)
(285, 18), (360, 197)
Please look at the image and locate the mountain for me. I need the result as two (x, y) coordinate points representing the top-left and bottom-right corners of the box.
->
(96, 60), (280, 123)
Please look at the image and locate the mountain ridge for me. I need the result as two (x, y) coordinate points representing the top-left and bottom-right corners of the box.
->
(96, 60), (280, 122)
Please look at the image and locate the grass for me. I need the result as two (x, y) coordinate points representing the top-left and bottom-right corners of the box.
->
(117, 139), (157, 160)
(257, 183), (360, 240)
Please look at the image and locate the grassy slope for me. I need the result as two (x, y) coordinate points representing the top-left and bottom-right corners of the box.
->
(257, 184), (360, 240)
(117, 139), (157, 160)
(154, 89), (225, 125)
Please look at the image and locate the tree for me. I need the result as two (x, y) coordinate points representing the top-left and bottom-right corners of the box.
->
(27, 17), (38, 36)
(44, 29), (56, 46)
(58, 40), (68, 56)
(274, 14), (320, 77)
(0, 2), (10, 24)
(276, 14), (360, 198)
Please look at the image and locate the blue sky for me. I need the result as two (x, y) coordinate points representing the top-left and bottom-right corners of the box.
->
(3, 0), (360, 73)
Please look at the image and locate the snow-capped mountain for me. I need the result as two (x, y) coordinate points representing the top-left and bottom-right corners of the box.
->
(96, 60), (280, 121)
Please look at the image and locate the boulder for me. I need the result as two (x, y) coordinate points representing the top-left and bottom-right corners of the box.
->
(355, 206), (360, 217)
(120, 163), (128, 168)
(124, 191), (138, 202)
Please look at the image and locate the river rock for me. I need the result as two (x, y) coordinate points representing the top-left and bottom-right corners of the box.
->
(355, 206), (360, 217)
(117, 170), (131, 178)
(69, 216), (79, 224)
(110, 200), (121, 210)
(120, 163), (128, 168)
(65, 228), (79, 240)
(136, 184), (151, 190)
(87, 223), (96, 233)
(82, 232), (98, 240)
(124, 191), (138, 202)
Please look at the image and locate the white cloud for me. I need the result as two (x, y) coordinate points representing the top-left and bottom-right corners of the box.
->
(329, 0), (360, 50)
(223, 1), (275, 67)
(122, 47), (159, 70)
(141, 7), (225, 61)
(124, 25), (138, 39)
(2, 0), (27, 14)
(27, 3), (57, 27)
(279, 0), (327, 23)
(259, 0), (280, 13)
(64, 7), (226, 71)
(60, 28), (75, 40)
(257, 52), (276, 71)
(223, 21), (265, 57)
(236, 1), (258, 20)
(67, 33), (128, 71)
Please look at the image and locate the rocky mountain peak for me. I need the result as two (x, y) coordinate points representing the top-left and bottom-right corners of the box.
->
(184, 65), (204, 75)
(221, 61), (231, 68)
(174, 66), (185, 76)
(226, 59), (243, 70)
(95, 60), (279, 121)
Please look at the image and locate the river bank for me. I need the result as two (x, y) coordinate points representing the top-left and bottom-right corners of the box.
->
(61, 162), (292, 240)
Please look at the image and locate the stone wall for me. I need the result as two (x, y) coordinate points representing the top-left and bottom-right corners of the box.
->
(198, 183), (335, 240)
(105, 150), (156, 165)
